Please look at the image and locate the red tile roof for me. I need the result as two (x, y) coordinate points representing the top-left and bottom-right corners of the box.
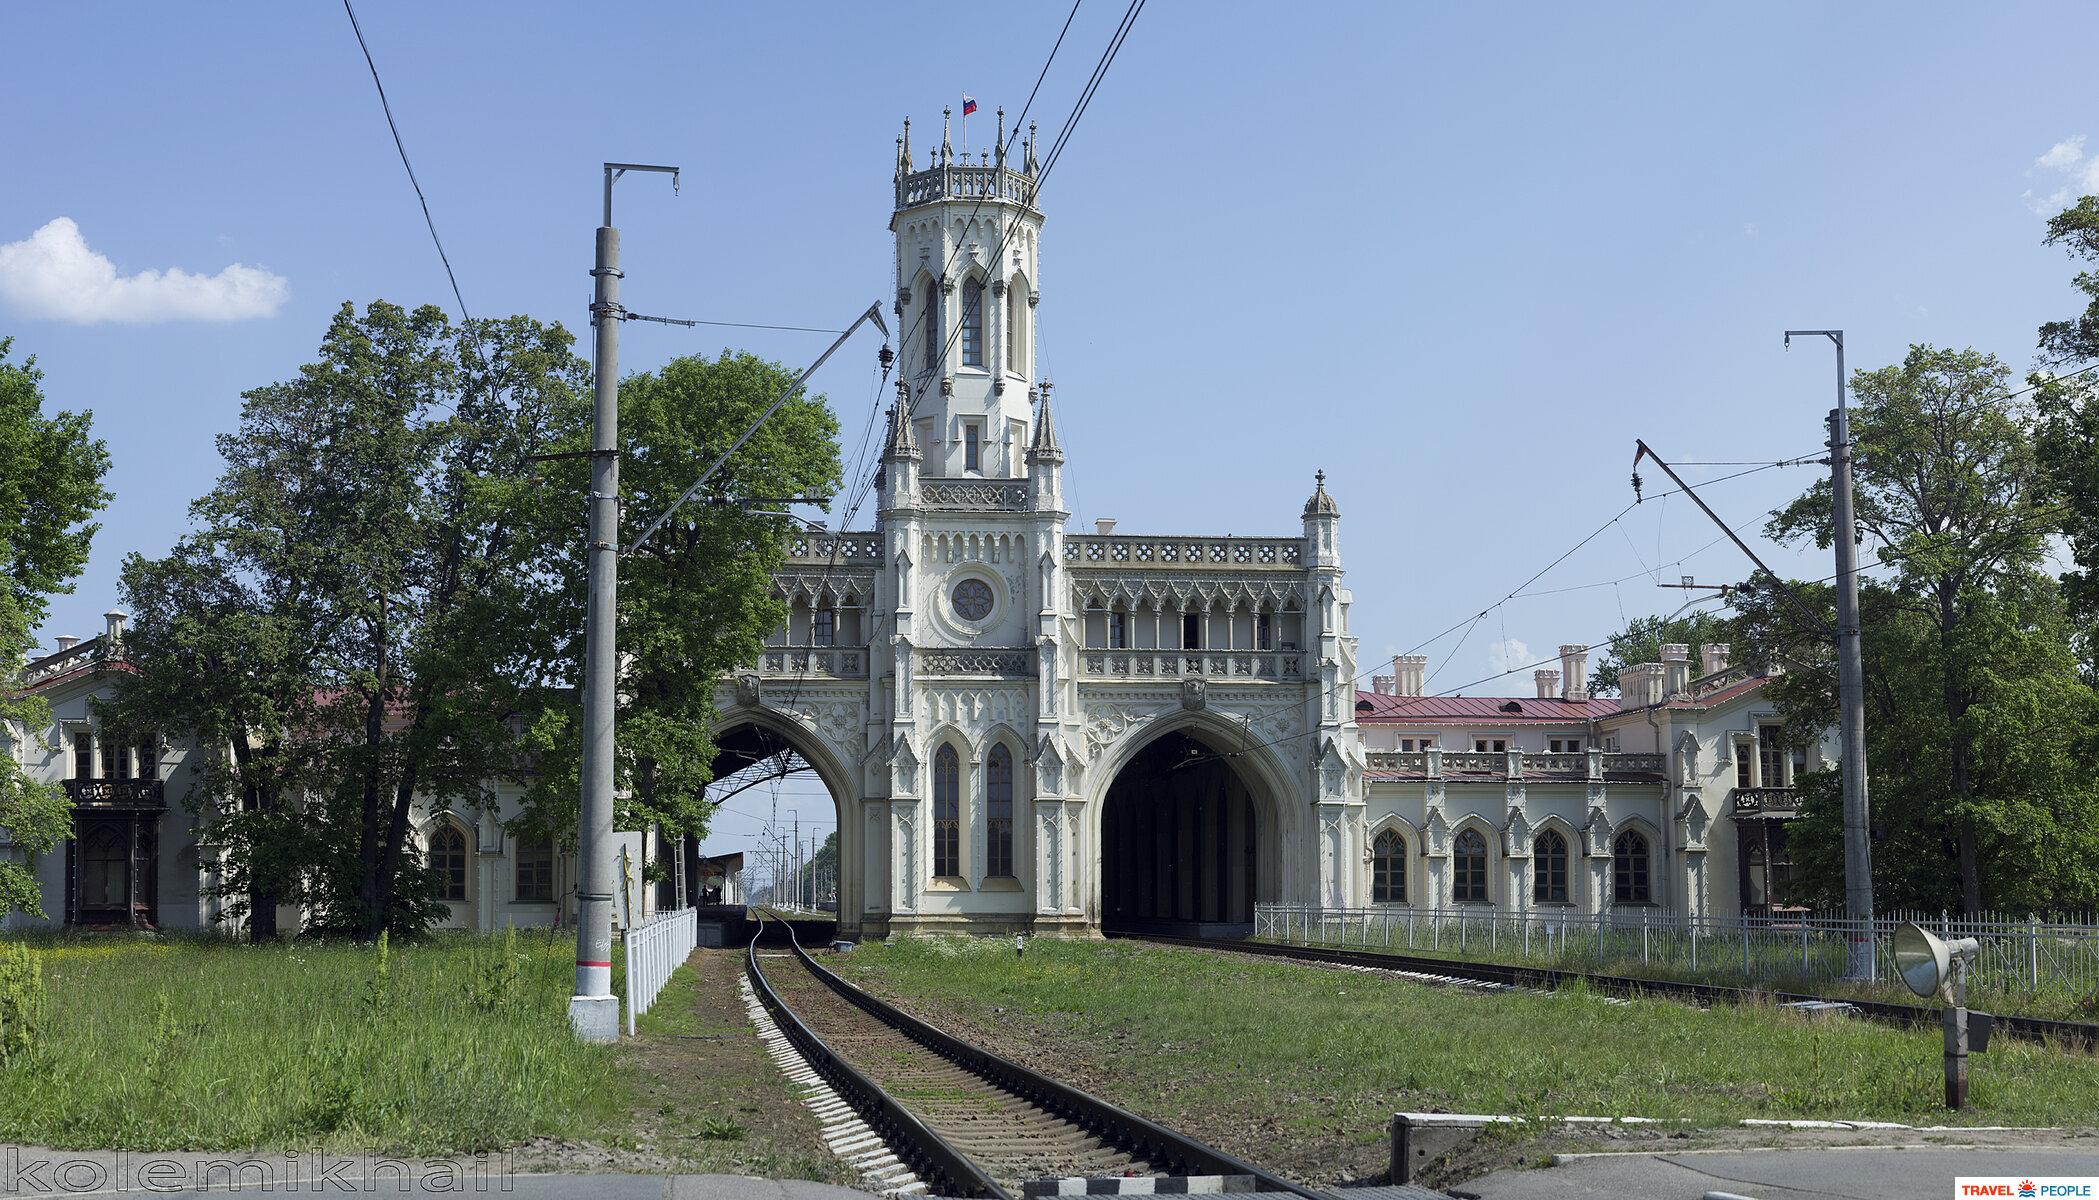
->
(1352, 692), (1621, 723)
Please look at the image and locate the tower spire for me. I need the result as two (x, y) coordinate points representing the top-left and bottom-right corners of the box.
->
(898, 117), (912, 178)
(1028, 381), (1063, 462)
(941, 107), (953, 166)
(1024, 121), (1038, 174)
(996, 107), (1007, 167)
(884, 384), (920, 460)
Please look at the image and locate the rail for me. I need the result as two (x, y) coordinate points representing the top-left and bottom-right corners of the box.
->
(745, 917), (1007, 1198)
(624, 907), (698, 1036)
(756, 913), (1322, 1197)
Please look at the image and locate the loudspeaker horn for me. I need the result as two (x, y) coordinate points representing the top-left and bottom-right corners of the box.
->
(1893, 922), (1950, 997)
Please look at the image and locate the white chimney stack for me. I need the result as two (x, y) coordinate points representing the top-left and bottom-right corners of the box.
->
(55, 635), (79, 651)
(1661, 643), (1691, 700)
(1535, 669), (1560, 699)
(1095, 518), (1117, 535)
(1393, 654), (1427, 697)
(1558, 644), (1589, 702)
(105, 610), (128, 643)
(1623, 662), (1664, 708)
(1700, 642), (1730, 678)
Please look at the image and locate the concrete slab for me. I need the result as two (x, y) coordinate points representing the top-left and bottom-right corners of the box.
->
(1457, 1146), (2099, 1200)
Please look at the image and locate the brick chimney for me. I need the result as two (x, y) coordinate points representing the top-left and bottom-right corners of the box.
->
(1700, 643), (1730, 678)
(1661, 643), (1691, 700)
(1558, 644), (1589, 702)
(1535, 669), (1561, 699)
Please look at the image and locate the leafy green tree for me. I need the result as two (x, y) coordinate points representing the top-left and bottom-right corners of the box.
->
(2038, 195), (2099, 369)
(106, 302), (590, 940)
(1757, 344), (2095, 914)
(2032, 195), (2099, 633)
(0, 337), (112, 919)
(1587, 609), (1735, 696)
(512, 351), (842, 855)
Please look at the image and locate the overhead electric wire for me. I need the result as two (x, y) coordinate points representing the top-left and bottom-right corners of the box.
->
(342, 0), (469, 324)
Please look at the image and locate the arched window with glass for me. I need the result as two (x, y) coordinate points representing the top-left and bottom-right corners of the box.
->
(1533, 829), (1569, 903)
(1372, 829), (1406, 903)
(431, 823), (468, 902)
(986, 744), (1014, 877)
(933, 744), (961, 878)
(1613, 829), (1651, 903)
(960, 278), (984, 367)
(1453, 828), (1488, 902)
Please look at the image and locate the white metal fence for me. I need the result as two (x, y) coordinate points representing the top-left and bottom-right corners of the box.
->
(624, 907), (699, 1036)
(1254, 904), (2099, 1001)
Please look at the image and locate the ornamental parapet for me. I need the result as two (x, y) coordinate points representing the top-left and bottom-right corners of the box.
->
(1064, 535), (1304, 569)
(918, 647), (1036, 678)
(896, 164), (1038, 211)
(781, 532), (883, 565)
(756, 648), (868, 679)
(1362, 751), (1664, 783)
(1079, 650), (1304, 680)
(921, 481), (1029, 510)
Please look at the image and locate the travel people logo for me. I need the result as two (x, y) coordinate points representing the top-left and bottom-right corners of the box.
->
(1955, 1180), (2095, 1199)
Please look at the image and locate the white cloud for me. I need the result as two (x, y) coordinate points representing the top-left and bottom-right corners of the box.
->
(2030, 134), (2099, 214)
(0, 217), (288, 324)
(1487, 637), (1530, 677)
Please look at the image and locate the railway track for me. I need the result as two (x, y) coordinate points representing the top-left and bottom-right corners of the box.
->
(745, 914), (1322, 1200)
(1117, 932), (2099, 1051)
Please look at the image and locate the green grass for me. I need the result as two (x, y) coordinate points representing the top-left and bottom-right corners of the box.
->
(0, 928), (624, 1153)
(837, 935), (2099, 1132)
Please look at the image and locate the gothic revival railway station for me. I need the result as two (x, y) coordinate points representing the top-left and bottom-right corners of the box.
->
(3, 110), (1826, 938)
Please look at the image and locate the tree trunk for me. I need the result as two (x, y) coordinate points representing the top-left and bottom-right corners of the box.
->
(1958, 822), (1982, 916)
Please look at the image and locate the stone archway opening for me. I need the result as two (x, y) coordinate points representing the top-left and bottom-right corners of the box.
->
(1100, 730), (1264, 936)
(700, 721), (852, 931)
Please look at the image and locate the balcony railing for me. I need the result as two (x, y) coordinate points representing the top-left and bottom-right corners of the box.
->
(19, 641), (101, 686)
(782, 532), (883, 565)
(1065, 535), (1304, 569)
(1732, 787), (1799, 816)
(1079, 650), (1304, 680)
(757, 649), (868, 679)
(1362, 750), (1664, 781)
(896, 163), (1038, 210)
(919, 648), (1036, 677)
(63, 778), (165, 808)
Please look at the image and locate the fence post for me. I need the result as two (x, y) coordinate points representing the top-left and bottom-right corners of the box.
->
(2029, 913), (2040, 995)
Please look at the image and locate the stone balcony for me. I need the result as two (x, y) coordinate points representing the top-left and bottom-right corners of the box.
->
(781, 532), (883, 566)
(756, 647), (868, 679)
(1363, 749), (1666, 783)
(896, 163), (1038, 211)
(1064, 535), (1305, 569)
(1080, 649), (1304, 680)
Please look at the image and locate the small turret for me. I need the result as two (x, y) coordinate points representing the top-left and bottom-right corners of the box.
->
(1302, 470), (1341, 570)
(896, 117), (912, 180)
(1025, 122), (1039, 174)
(995, 108), (1006, 167)
(1027, 383), (1065, 513)
(882, 384), (921, 511)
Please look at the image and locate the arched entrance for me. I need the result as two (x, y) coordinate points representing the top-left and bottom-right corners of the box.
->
(1100, 730), (1265, 935)
(702, 712), (858, 935)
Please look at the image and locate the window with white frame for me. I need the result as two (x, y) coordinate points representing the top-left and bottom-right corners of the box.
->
(960, 278), (984, 367)
(1473, 736), (1509, 753)
(1757, 724), (1788, 787)
(964, 422), (982, 472)
(1613, 830), (1651, 903)
(1548, 737), (1585, 753)
(811, 608), (835, 647)
(1399, 737), (1438, 752)
(432, 824), (469, 902)
(1534, 829), (1569, 902)
(933, 745), (961, 878)
(1108, 611), (1127, 649)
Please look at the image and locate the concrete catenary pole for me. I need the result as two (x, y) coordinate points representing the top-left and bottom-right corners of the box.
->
(571, 163), (678, 1043)
(1789, 329), (1875, 980)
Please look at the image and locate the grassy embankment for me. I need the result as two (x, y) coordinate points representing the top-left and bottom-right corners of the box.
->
(837, 935), (2099, 1138)
(0, 928), (625, 1153)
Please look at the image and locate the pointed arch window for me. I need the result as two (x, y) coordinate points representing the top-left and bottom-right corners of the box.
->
(922, 280), (940, 373)
(1006, 276), (1027, 373)
(934, 745), (961, 877)
(1613, 830), (1651, 903)
(1372, 829), (1406, 903)
(960, 278), (984, 367)
(431, 824), (468, 901)
(1534, 829), (1568, 903)
(1453, 829), (1488, 902)
(986, 744), (1014, 877)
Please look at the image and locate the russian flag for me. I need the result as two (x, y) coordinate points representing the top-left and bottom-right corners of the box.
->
(962, 95), (978, 116)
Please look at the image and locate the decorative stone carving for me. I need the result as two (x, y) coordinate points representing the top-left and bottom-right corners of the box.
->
(1083, 702), (1158, 761)
(734, 672), (760, 708)
(922, 482), (1029, 509)
(920, 650), (1034, 677)
(1180, 677), (1207, 711)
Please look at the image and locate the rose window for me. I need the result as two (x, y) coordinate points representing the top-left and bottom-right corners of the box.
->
(951, 579), (994, 621)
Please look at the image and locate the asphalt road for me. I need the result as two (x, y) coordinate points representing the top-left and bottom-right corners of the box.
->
(1456, 1145), (2099, 1199)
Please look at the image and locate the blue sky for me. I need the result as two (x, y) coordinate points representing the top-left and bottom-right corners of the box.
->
(8, 3), (2097, 864)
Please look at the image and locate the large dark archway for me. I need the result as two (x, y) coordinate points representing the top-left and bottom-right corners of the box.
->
(1100, 730), (1262, 935)
(697, 716), (856, 934)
